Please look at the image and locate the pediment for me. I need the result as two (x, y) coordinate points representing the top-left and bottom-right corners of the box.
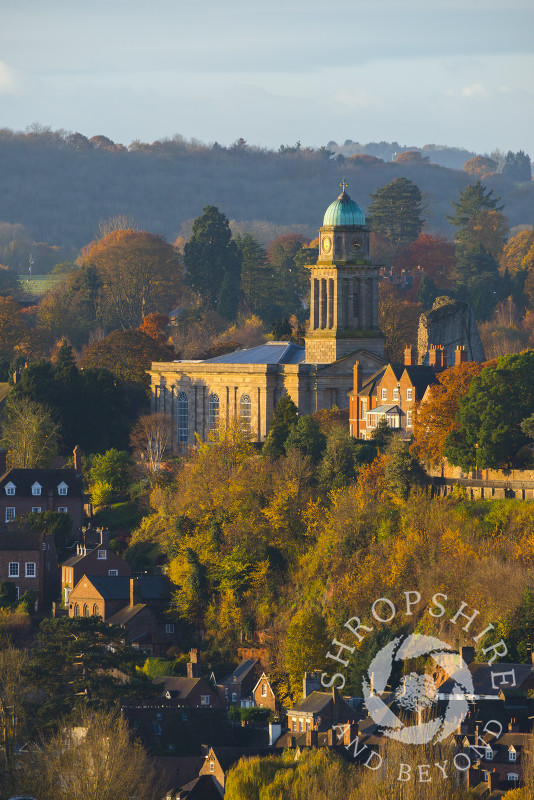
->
(317, 349), (386, 376)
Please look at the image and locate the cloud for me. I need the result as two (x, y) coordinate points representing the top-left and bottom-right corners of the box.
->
(0, 62), (21, 95)
(460, 83), (489, 99)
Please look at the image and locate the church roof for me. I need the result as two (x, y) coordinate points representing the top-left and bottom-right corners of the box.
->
(204, 341), (304, 365)
(323, 189), (365, 227)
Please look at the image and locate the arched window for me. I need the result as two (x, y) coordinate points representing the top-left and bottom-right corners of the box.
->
(82, 604), (89, 617)
(92, 604), (100, 617)
(240, 394), (251, 434)
(209, 394), (220, 433)
(177, 392), (188, 446)
(73, 603), (79, 617)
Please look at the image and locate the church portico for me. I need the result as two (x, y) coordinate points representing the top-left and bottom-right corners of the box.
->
(150, 183), (386, 448)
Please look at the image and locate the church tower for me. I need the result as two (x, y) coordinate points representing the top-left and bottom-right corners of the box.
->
(305, 182), (384, 364)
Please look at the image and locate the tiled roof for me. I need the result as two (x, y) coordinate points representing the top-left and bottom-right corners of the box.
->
(439, 663), (533, 697)
(291, 691), (333, 714)
(107, 603), (147, 625)
(0, 468), (83, 496)
(204, 342), (304, 365)
(155, 677), (203, 698)
(75, 574), (170, 601)
(403, 365), (439, 396)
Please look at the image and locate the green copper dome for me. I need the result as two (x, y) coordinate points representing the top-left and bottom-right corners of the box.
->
(323, 189), (366, 227)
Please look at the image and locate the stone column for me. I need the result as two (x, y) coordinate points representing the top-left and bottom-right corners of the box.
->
(347, 277), (354, 328)
(327, 278), (334, 328)
(319, 278), (327, 329)
(359, 276), (367, 329)
(311, 278), (319, 330)
(372, 276), (379, 328)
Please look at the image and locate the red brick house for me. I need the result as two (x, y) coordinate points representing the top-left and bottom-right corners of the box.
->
(68, 573), (177, 653)
(217, 659), (263, 706)
(0, 462), (84, 532)
(287, 688), (357, 734)
(155, 676), (222, 709)
(198, 747), (269, 795)
(348, 345), (470, 439)
(0, 530), (58, 607)
(61, 529), (131, 605)
(252, 672), (280, 714)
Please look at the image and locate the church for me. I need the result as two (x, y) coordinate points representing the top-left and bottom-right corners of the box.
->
(149, 183), (387, 448)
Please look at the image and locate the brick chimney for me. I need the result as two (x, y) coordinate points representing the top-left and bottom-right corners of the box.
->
(326, 728), (334, 746)
(130, 577), (142, 608)
(303, 671), (321, 699)
(99, 528), (110, 548)
(428, 344), (445, 371)
(187, 648), (201, 679)
(404, 345), (415, 366)
(73, 445), (82, 477)
(343, 722), (359, 747)
(455, 345), (468, 366)
(508, 717), (520, 733)
(353, 361), (362, 394)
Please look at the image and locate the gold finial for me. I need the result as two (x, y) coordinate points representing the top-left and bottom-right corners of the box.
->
(340, 178), (348, 193)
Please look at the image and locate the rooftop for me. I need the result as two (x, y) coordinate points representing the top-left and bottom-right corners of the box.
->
(204, 341), (304, 365)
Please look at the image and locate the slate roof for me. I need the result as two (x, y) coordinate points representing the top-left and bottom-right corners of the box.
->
(76, 574), (170, 601)
(352, 366), (387, 397)
(155, 677), (203, 698)
(177, 774), (223, 800)
(291, 691), (334, 714)
(0, 532), (43, 551)
(204, 341), (304, 365)
(107, 603), (147, 625)
(207, 746), (269, 771)
(369, 404), (401, 415)
(0, 468), (83, 496)
(439, 663), (534, 697)
(222, 659), (259, 687)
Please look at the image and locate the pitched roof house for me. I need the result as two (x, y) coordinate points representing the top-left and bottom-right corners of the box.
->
(217, 659), (263, 706)
(155, 676), (222, 709)
(0, 530), (58, 608)
(61, 528), (131, 605)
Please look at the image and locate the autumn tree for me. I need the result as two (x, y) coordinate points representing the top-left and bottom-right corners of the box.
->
(460, 208), (508, 260)
(500, 229), (534, 274)
(462, 155), (498, 178)
(378, 282), (421, 362)
(411, 360), (488, 466)
(393, 233), (456, 289)
(130, 412), (172, 480)
(367, 177), (425, 252)
(78, 229), (182, 329)
(1, 397), (59, 468)
(81, 328), (173, 390)
(183, 206), (241, 319)
(284, 607), (327, 699)
(447, 180), (502, 241)
(0, 296), (27, 359)
(138, 312), (170, 347)
(0, 646), (28, 796)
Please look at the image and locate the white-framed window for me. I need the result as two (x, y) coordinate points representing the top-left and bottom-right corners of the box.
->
(393, 388), (399, 401)
(5, 482), (15, 496)
(231, 692), (237, 702)
(5, 507), (15, 522)
(209, 761), (215, 773)
(407, 388), (413, 401)
(240, 394), (251, 434)
(201, 695), (211, 706)
(177, 392), (188, 445)
(209, 393), (220, 433)
(483, 772), (489, 782)
(57, 482), (68, 495)
(25, 562), (36, 578)
(406, 410), (413, 427)
(31, 482), (42, 496)
(292, 719), (297, 732)
(31, 507), (42, 513)
(108, 569), (118, 576)
(97, 550), (107, 560)
(57, 507), (68, 513)
(8, 562), (19, 577)
(300, 719), (305, 732)
(262, 683), (267, 697)
(509, 748), (517, 762)
(485, 747), (494, 760)
(508, 773), (519, 782)
(381, 388), (387, 401)
(165, 623), (175, 633)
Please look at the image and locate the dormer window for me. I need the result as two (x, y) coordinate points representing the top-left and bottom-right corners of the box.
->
(509, 747), (517, 762)
(97, 550), (107, 560)
(485, 747), (494, 760)
(32, 482), (42, 496)
(57, 482), (68, 496)
(5, 482), (15, 496)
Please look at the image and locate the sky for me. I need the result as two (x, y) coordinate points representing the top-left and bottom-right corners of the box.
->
(1, 0), (533, 156)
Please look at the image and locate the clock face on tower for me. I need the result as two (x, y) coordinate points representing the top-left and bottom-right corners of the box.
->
(322, 236), (332, 253)
(350, 236), (363, 252)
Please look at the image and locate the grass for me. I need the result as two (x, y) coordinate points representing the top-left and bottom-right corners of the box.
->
(18, 273), (66, 297)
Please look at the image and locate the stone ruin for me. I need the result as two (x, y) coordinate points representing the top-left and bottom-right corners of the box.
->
(417, 296), (485, 366)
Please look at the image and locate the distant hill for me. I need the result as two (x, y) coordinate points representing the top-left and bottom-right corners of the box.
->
(0, 129), (532, 272)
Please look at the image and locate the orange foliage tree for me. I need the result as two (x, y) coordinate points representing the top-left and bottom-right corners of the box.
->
(78, 229), (182, 329)
(462, 155), (498, 179)
(500, 229), (534, 274)
(393, 233), (456, 288)
(411, 360), (493, 466)
(0, 296), (27, 359)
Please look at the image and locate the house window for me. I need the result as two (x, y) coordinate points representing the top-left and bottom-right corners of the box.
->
(381, 388), (387, 401)
(508, 773), (519, 782)
(485, 748), (493, 760)
(31, 507), (42, 513)
(300, 719), (305, 732)
(32, 483), (42, 496)
(509, 749), (516, 762)
(393, 388), (399, 401)
(83, 604), (89, 617)
(73, 603), (79, 616)
(407, 388), (413, 401)
(5, 483), (15, 495)
(209, 761), (215, 773)
(406, 410), (413, 427)
(108, 569), (118, 576)
(231, 692), (237, 702)
(25, 562), (36, 578)
(201, 695), (211, 706)
(92, 604), (100, 616)
(262, 684), (267, 697)
(152, 722), (162, 735)
(8, 562), (19, 578)
(165, 623), (175, 633)
(97, 550), (107, 560)
(5, 508), (15, 522)
(292, 719), (297, 732)
(306, 720), (311, 731)
(58, 483), (68, 495)
(57, 507), (68, 513)
(177, 392), (188, 445)
(240, 394), (251, 434)
(209, 393), (220, 433)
